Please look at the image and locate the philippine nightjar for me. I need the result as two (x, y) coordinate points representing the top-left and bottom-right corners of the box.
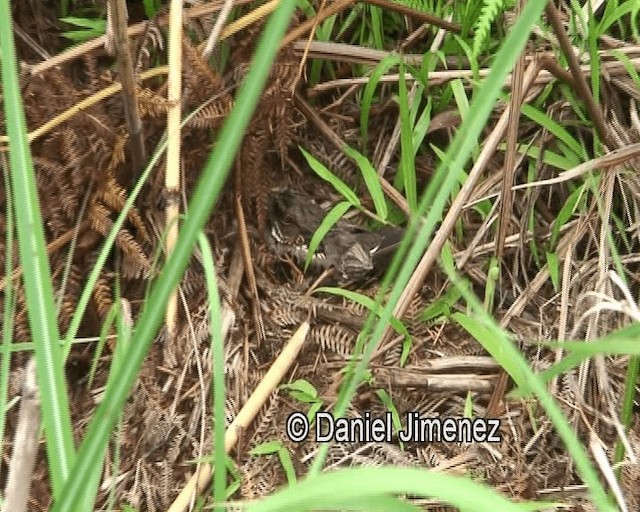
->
(266, 189), (403, 282)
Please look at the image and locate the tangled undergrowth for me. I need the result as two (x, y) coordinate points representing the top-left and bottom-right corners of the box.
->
(2, 0), (640, 510)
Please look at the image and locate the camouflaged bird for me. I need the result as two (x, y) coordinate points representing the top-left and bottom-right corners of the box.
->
(266, 190), (404, 283)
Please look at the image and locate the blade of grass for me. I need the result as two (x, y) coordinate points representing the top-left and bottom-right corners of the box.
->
(305, 201), (352, 271)
(248, 467), (527, 512)
(0, 0), (75, 497)
(50, 1), (297, 509)
(360, 54), (401, 144)
(198, 233), (226, 510)
(300, 147), (361, 207)
(398, 61), (417, 213)
(520, 104), (585, 160)
(315, 287), (409, 339)
(342, 145), (387, 219)
(0, 158), (15, 466)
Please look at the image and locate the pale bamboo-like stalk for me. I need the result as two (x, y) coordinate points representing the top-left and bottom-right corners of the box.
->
(167, 322), (310, 512)
(164, 0), (184, 339)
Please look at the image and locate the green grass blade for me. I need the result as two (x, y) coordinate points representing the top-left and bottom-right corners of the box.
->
(398, 62), (417, 213)
(198, 232), (227, 509)
(248, 467), (528, 512)
(341, 145), (387, 219)
(453, 312), (528, 388)
(315, 287), (410, 339)
(300, 147), (361, 206)
(520, 104), (585, 160)
(0, 0), (75, 496)
(305, 201), (352, 270)
(0, 157), (16, 464)
(360, 55), (402, 144)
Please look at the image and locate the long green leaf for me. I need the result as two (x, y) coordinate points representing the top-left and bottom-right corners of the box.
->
(198, 233), (226, 509)
(300, 147), (360, 207)
(305, 201), (352, 271)
(341, 145), (387, 219)
(315, 287), (409, 340)
(453, 312), (527, 388)
(248, 467), (527, 512)
(360, 55), (401, 144)
(0, 0), (75, 496)
(0, 153), (16, 465)
(398, 62), (417, 213)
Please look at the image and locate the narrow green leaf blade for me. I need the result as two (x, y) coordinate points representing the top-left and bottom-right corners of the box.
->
(342, 144), (387, 219)
(305, 201), (352, 270)
(300, 147), (360, 207)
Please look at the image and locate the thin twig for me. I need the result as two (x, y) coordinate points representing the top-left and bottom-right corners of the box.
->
(202, 0), (235, 59)
(545, 0), (614, 147)
(234, 189), (265, 343)
(281, 0), (355, 47)
(363, 0), (467, 35)
(108, 0), (146, 184)
(303, 47), (639, 93)
(496, 1), (527, 260)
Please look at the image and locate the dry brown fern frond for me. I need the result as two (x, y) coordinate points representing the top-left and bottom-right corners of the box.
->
(79, 132), (151, 277)
(166, 299), (209, 368)
(186, 101), (232, 130)
(310, 323), (356, 357)
(136, 86), (172, 118)
(58, 127), (85, 168)
(260, 49), (299, 165)
(237, 45), (300, 230)
(87, 197), (149, 278)
(93, 274), (114, 319)
(81, 53), (103, 91)
(239, 457), (279, 500)
(238, 124), (269, 228)
(102, 146), (128, 209)
(380, 342), (403, 366)
(102, 171), (150, 243)
(131, 460), (163, 512)
(135, 22), (166, 73)
(34, 156), (79, 219)
(302, 136), (360, 189)
(261, 282), (304, 328)
(87, 202), (114, 237)
(21, 70), (80, 128)
(248, 392), (280, 446)
(116, 230), (150, 274)
(56, 262), (85, 332)
(182, 36), (227, 104)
